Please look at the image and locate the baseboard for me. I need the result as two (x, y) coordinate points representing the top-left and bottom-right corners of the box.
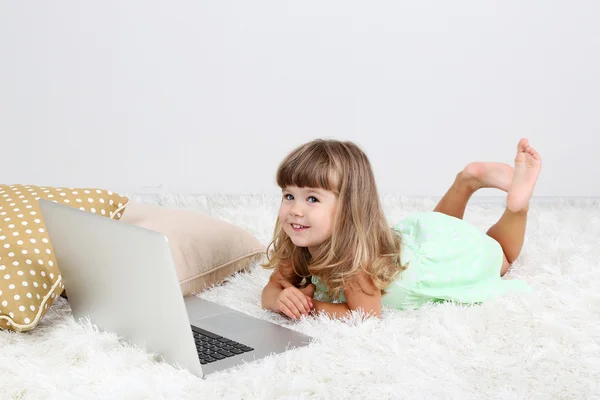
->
(120, 190), (600, 207)
(438, 196), (600, 205)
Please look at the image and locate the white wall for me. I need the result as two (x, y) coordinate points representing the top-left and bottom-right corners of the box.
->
(1, 1), (598, 197)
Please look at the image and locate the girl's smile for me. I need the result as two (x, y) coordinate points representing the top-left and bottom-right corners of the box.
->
(291, 223), (309, 231)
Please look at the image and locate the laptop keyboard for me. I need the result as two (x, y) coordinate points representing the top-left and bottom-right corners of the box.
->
(191, 325), (254, 365)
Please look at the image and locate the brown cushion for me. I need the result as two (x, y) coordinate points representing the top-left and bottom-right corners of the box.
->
(120, 200), (264, 296)
(0, 184), (129, 332)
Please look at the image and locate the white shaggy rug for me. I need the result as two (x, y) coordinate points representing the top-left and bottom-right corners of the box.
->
(2, 194), (600, 400)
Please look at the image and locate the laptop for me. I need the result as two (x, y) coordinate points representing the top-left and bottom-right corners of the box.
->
(38, 199), (312, 378)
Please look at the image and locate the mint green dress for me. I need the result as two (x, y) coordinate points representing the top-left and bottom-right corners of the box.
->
(312, 211), (531, 310)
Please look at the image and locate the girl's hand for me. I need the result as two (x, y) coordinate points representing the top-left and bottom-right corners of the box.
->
(277, 281), (314, 319)
(299, 283), (315, 299)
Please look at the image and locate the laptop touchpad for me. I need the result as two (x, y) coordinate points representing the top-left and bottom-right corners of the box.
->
(193, 312), (258, 336)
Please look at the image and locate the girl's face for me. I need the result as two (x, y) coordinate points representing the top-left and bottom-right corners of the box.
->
(278, 186), (338, 255)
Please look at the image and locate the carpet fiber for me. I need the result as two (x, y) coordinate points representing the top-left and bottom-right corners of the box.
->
(2, 194), (599, 399)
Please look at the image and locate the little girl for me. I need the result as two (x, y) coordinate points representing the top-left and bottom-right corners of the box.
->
(261, 138), (541, 319)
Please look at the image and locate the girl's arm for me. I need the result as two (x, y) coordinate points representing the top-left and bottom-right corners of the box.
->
(312, 272), (382, 319)
(261, 270), (313, 318)
(310, 299), (351, 318)
(261, 270), (286, 312)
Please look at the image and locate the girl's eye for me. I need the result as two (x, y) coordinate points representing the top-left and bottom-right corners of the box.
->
(307, 196), (318, 203)
(284, 194), (294, 201)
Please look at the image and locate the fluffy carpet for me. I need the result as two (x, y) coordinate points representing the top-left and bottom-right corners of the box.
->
(1, 194), (599, 400)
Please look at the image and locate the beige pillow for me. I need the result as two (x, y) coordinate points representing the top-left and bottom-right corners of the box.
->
(0, 184), (129, 332)
(120, 201), (264, 296)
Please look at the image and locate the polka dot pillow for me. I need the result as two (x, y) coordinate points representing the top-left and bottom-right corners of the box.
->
(0, 184), (129, 332)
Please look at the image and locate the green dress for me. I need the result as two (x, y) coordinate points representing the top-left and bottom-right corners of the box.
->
(312, 211), (532, 310)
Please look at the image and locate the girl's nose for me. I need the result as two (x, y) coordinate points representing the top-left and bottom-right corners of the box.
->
(289, 203), (303, 217)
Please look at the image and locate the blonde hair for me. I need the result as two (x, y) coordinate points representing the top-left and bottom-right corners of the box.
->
(263, 139), (406, 298)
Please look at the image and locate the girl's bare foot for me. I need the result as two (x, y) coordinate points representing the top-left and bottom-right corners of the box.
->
(458, 162), (514, 192)
(506, 138), (542, 212)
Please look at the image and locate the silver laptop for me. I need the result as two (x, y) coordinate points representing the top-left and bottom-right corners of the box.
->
(39, 199), (312, 378)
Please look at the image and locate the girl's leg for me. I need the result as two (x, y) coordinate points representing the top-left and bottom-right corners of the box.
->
(433, 162), (514, 219)
(486, 139), (542, 275)
(487, 209), (528, 275)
